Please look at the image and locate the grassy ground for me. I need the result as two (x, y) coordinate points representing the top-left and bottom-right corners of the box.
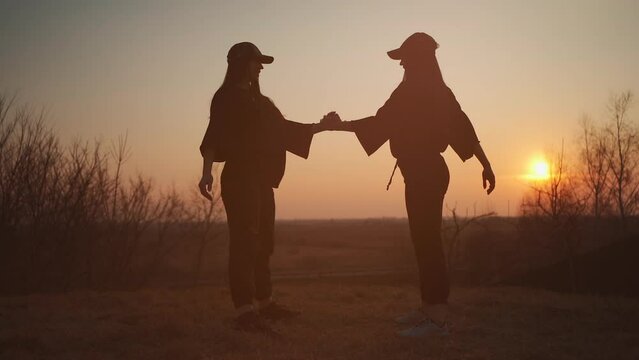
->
(1, 275), (639, 360)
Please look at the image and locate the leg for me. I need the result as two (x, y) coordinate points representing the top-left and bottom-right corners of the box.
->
(255, 187), (275, 302)
(401, 157), (450, 308)
(405, 183), (450, 306)
(398, 183), (452, 336)
(253, 187), (300, 320)
(222, 180), (261, 310)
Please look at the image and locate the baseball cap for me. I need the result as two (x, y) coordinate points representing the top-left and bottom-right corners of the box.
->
(227, 42), (274, 64)
(387, 33), (439, 60)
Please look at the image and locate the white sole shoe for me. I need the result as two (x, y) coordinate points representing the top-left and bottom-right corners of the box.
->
(398, 319), (449, 337)
(394, 309), (426, 325)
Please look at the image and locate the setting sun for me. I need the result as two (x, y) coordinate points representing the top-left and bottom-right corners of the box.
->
(527, 159), (551, 180)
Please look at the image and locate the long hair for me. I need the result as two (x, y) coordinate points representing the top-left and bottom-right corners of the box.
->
(424, 53), (445, 84)
(215, 58), (281, 118)
(404, 51), (445, 86)
(218, 59), (263, 98)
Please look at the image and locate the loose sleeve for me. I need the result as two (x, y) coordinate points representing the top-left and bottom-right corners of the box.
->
(281, 119), (313, 159)
(350, 87), (403, 156)
(351, 116), (388, 156)
(445, 88), (479, 162)
(264, 99), (314, 159)
(199, 92), (227, 161)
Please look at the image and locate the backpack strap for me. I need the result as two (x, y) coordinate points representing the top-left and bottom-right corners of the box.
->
(386, 160), (399, 191)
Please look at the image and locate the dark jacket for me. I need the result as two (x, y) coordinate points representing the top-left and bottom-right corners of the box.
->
(351, 80), (479, 163)
(200, 86), (313, 188)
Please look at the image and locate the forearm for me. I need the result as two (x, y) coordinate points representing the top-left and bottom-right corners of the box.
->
(311, 123), (324, 134)
(202, 151), (215, 176)
(330, 117), (372, 132)
(283, 120), (322, 135)
(313, 121), (351, 133)
(335, 120), (355, 132)
(473, 142), (491, 169)
(314, 120), (354, 132)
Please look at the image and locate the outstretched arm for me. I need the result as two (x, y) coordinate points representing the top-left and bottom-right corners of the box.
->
(319, 112), (389, 156)
(311, 122), (332, 133)
(473, 143), (495, 195)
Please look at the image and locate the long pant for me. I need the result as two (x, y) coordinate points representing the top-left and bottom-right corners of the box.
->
(221, 165), (275, 309)
(399, 155), (450, 305)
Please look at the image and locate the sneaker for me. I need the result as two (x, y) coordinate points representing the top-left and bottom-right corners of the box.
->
(398, 319), (449, 337)
(394, 308), (426, 325)
(234, 311), (272, 333)
(258, 302), (301, 321)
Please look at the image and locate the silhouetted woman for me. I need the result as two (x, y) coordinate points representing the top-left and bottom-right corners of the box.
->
(199, 42), (329, 332)
(324, 33), (495, 337)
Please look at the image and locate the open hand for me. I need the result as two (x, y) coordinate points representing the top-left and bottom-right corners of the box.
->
(482, 166), (496, 195)
(198, 173), (214, 201)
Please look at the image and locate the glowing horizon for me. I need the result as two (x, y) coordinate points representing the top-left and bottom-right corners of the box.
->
(1, 0), (638, 218)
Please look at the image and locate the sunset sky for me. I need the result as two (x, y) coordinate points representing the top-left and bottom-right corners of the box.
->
(2, 0), (638, 218)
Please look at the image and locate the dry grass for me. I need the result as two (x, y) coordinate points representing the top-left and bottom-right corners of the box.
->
(1, 275), (638, 360)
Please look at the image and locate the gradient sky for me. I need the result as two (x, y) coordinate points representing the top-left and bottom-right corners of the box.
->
(1, 0), (638, 218)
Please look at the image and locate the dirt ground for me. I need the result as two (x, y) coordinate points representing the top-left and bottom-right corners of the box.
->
(1, 275), (639, 360)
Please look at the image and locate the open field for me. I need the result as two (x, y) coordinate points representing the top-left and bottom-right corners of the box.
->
(158, 217), (525, 286)
(158, 217), (635, 292)
(2, 275), (639, 360)
(5, 217), (636, 296)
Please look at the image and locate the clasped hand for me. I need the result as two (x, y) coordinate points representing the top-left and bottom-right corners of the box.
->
(318, 111), (342, 131)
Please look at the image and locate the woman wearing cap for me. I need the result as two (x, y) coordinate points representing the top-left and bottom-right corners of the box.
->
(198, 42), (332, 332)
(323, 33), (495, 337)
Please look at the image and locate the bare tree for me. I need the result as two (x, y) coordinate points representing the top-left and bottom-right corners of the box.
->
(109, 133), (132, 222)
(187, 174), (225, 285)
(0, 94), (226, 293)
(442, 204), (495, 273)
(605, 91), (639, 231)
(577, 115), (612, 218)
(521, 142), (585, 291)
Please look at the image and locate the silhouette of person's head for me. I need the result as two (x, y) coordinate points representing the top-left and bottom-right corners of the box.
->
(388, 33), (443, 84)
(227, 42), (274, 65)
(221, 42), (274, 95)
(388, 32), (438, 60)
